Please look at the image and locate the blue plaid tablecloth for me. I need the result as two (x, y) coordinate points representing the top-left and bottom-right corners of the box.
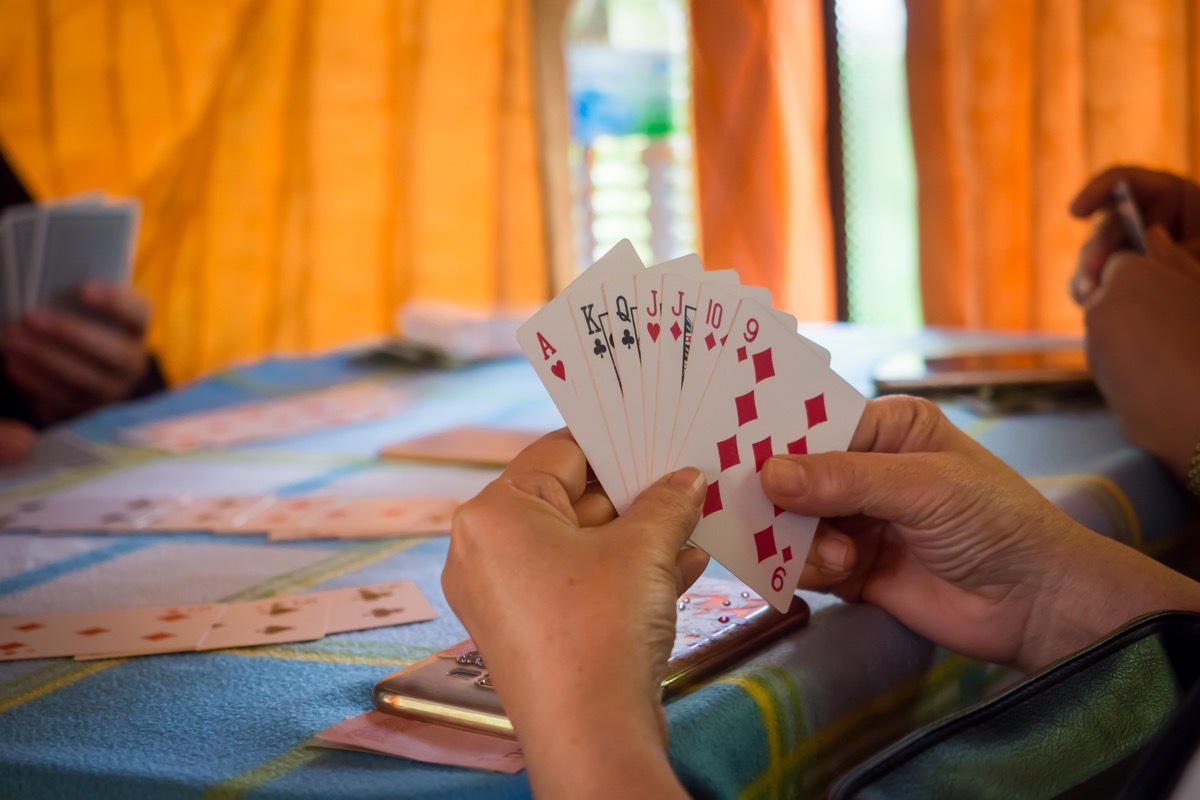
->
(0, 326), (1193, 799)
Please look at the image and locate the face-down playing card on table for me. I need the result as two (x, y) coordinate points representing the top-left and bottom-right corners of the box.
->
(674, 299), (865, 611)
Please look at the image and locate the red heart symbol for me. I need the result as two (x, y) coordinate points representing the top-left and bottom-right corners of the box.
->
(550, 360), (566, 381)
(647, 322), (660, 342)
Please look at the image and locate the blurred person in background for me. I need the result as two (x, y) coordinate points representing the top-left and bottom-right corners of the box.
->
(0, 148), (165, 462)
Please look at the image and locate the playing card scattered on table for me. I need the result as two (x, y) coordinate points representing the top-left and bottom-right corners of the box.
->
(0, 493), (460, 540)
(379, 426), (543, 468)
(118, 382), (413, 453)
(0, 193), (140, 329)
(0, 581), (436, 662)
(519, 241), (865, 611)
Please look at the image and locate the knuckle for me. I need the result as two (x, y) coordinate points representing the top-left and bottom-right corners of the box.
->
(450, 498), (486, 544)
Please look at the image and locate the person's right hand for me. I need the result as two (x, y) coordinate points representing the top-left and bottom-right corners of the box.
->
(1070, 166), (1200, 305)
(1083, 234), (1200, 481)
(768, 395), (1200, 673)
(0, 418), (34, 463)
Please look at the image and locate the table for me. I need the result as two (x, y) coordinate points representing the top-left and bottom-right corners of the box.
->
(0, 325), (1193, 799)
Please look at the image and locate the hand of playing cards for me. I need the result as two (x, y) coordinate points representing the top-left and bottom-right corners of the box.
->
(0, 193), (140, 328)
(518, 241), (865, 611)
(0, 580), (435, 661)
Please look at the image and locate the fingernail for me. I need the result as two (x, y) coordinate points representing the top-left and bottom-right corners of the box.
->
(817, 535), (850, 573)
(668, 467), (706, 504)
(1071, 274), (1095, 305)
(766, 456), (808, 496)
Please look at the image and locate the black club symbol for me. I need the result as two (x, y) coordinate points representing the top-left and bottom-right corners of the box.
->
(593, 338), (608, 359)
(621, 328), (635, 348)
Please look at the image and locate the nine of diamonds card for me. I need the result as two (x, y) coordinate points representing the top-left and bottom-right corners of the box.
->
(518, 240), (865, 612)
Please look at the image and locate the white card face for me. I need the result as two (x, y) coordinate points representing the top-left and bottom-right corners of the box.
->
(567, 285), (643, 493)
(320, 580), (437, 634)
(601, 275), (648, 492)
(650, 271), (703, 480)
(516, 240), (644, 512)
(70, 603), (223, 657)
(675, 300), (865, 611)
(197, 595), (330, 650)
(666, 281), (744, 471)
(633, 255), (703, 485)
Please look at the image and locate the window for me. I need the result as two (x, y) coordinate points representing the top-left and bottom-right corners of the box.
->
(566, 0), (695, 271)
(564, 0), (923, 330)
(834, 0), (921, 328)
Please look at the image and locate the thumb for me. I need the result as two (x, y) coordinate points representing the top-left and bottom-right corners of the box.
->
(615, 467), (707, 555)
(762, 451), (952, 525)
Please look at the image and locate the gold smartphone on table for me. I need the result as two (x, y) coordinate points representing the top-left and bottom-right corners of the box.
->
(373, 579), (809, 739)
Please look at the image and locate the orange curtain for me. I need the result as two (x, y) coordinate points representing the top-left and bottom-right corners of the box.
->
(908, 0), (1200, 331)
(0, 0), (560, 380)
(689, 0), (835, 321)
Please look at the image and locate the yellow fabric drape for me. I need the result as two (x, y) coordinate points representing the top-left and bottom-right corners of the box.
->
(689, 0), (835, 321)
(908, 0), (1200, 331)
(0, 0), (556, 380)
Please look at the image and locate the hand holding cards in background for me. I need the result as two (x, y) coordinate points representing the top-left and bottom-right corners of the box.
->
(1, 194), (148, 424)
(1070, 165), (1200, 305)
(4, 281), (153, 424)
(1083, 251), (1200, 482)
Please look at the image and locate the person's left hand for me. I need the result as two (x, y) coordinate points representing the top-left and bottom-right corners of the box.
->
(3, 281), (152, 425)
(443, 429), (705, 799)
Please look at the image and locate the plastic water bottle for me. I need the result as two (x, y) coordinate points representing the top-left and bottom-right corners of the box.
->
(567, 0), (693, 270)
